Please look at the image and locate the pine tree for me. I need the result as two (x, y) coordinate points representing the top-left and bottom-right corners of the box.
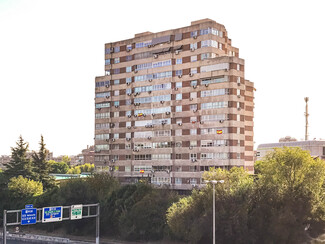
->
(32, 135), (55, 190)
(5, 135), (34, 179)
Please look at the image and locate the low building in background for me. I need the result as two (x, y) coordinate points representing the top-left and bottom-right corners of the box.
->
(257, 136), (325, 160)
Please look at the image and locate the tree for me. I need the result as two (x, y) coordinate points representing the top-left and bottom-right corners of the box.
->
(49, 160), (69, 174)
(5, 135), (34, 179)
(62, 155), (71, 165)
(67, 166), (81, 174)
(8, 175), (43, 198)
(32, 135), (55, 190)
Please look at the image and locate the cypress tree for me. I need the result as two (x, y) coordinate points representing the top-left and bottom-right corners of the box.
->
(32, 135), (55, 190)
(5, 135), (34, 179)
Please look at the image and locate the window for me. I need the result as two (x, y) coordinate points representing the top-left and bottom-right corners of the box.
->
(201, 53), (217, 60)
(190, 178), (197, 184)
(125, 144), (131, 149)
(201, 76), (228, 85)
(175, 141), (182, 147)
(191, 55), (197, 62)
(190, 30), (197, 37)
(114, 68), (120, 74)
(175, 70), (182, 76)
(126, 133), (131, 139)
(126, 77), (132, 84)
(237, 153), (241, 159)
(114, 57), (120, 64)
(201, 88), (228, 97)
(190, 104), (198, 111)
(114, 46), (120, 53)
(114, 90), (119, 96)
(190, 153), (197, 160)
(95, 145), (109, 151)
(190, 141), (197, 147)
(113, 144), (119, 150)
(175, 178), (182, 184)
(126, 55), (132, 61)
(126, 122), (131, 127)
(176, 58), (182, 64)
(190, 92), (197, 99)
(189, 166), (197, 172)
(190, 43), (197, 50)
(125, 166), (131, 172)
(114, 101), (120, 106)
(176, 94), (182, 100)
(114, 133), (119, 139)
(105, 59), (110, 65)
(175, 129), (182, 136)
(105, 70), (110, 76)
(201, 101), (228, 110)
(190, 68), (197, 74)
(190, 80), (197, 87)
(176, 82), (182, 88)
(126, 44), (132, 51)
(237, 64), (240, 71)
(126, 111), (131, 116)
(176, 106), (182, 112)
(126, 66), (132, 72)
(126, 155), (131, 160)
(201, 40), (218, 48)
(176, 154), (182, 159)
(114, 79), (120, 85)
(219, 43), (222, 50)
(190, 129), (197, 135)
(114, 112), (119, 117)
(190, 117), (197, 123)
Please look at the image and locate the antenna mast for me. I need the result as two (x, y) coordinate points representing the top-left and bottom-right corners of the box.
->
(304, 97), (309, 141)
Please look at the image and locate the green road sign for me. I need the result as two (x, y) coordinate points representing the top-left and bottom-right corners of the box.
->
(71, 204), (83, 220)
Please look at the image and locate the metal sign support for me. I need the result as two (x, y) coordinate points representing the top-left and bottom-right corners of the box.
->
(2, 203), (99, 244)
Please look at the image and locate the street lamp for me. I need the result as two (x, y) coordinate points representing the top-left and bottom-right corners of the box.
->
(204, 180), (224, 244)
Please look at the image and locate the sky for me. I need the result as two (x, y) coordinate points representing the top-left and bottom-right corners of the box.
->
(1, 0), (325, 156)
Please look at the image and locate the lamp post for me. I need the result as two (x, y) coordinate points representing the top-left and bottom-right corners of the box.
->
(204, 180), (224, 244)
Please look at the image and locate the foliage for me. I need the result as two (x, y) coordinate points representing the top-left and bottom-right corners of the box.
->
(49, 160), (69, 174)
(32, 135), (55, 190)
(62, 155), (71, 165)
(66, 163), (95, 174)
(8, 175), (43, 198)
(67, 167), (81, 174)
(4, 135), (34, 180)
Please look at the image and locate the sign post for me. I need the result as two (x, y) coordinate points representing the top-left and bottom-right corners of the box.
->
(42, 206), (63, 223)
(21, 204), (37, 225)
(71, 205), (83, 220)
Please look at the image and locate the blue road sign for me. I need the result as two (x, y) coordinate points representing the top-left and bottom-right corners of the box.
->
(21, 208), (37, 225)
(25, 204), (33, 209)
(42, 206), (63, 223)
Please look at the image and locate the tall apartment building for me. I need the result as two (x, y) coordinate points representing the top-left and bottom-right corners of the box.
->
(94, 19), (255, 190)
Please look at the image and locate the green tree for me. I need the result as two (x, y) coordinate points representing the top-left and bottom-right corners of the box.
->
(79, 163), (95, 173)
(62, 155), (71, 165)
(49, 160), (69, 174)
(67, 166), (81, 174)
(5, 135), (34, 179)
(8, 175), (43, 198)
(32, 135), (55, 190)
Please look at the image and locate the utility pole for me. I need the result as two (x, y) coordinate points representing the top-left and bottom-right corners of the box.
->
(304, 97), (309, 141)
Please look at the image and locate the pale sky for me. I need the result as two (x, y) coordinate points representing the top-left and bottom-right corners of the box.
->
(1, 0), (325, 156)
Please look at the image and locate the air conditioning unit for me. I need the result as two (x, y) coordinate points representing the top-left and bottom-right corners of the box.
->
(133, 148), (139, 152)
(178, 122), (182, 126)
(152, 113), (155, 116)
(111, 159), (115, 163)
(189, 73), (194, 77)
(126, 48), (131, 52)
(115, 105), (119, 108)
(127, 126), (131, 129)
(191, 159), (197, 162)
(160, 100), (165, 104)
(134, 70), (138, 73)
(148, 90), (152, 94)
(127, 82), (131, 86)
(105, 84), (110, 88)
(127, 93), (131, 96)
(148, 45), (152, 48)
(106, 139), (110, 142)
(166, 111), (170, 115)
(162, 121), (166, 125)
(237, 82), (241, 86)
(110, 123), (114, 127)
(154, 54), (158, 59)
(97, 108), (101, 110)
(175, 87), (178, 91)
(105, 96), (110, 99)
(219, 120), (224, 123)
(193, 85), (197, 89)
(126, 138), (131, 141)
(205, 84), (209, 87)
(143, 113), (146, 117)
(191, 48), (195, 52)
(175, 50), (180, 55)
(237, 95), (241, 98)
(147, 136), (152, 140)
(110, 48), (114, 53)
(200, 121), (204, 124)
(133, 126), (137, 129)
(136, 92), (140, 95)
(128, 114), (131, 118)
(178, 75), (182, 78)
(189, 146), (193, 149)
(134, 114), (138, 117)
(193, 35), (197, 39)
(149, 79), (153, 82)
(237, 107), (241, 111)
(190, 97), (193, 101)
(193, 109), (198, 113)
(112, 138), (115, 142)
